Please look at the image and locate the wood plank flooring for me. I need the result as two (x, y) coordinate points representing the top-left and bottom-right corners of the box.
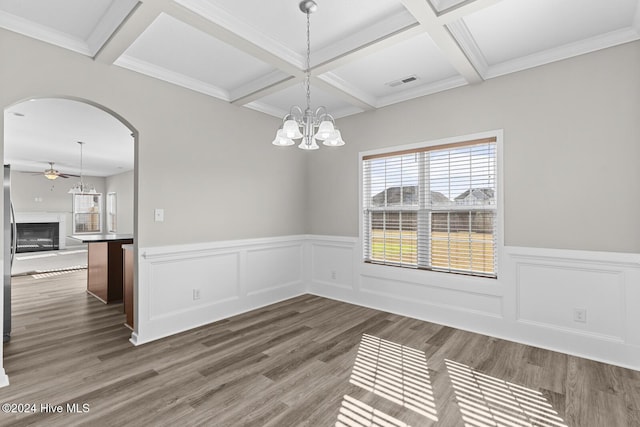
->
(0, 270), (638, 426)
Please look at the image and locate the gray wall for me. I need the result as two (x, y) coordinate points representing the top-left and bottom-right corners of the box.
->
(9, 170), (106, 237)
(307, 40), (640, 253)
(0, 28), (308, 248)
(105, 170), (134, 234)
(2, 27), (638, 253)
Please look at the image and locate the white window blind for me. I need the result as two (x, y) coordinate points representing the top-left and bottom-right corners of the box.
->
(363, 137), (497, 278)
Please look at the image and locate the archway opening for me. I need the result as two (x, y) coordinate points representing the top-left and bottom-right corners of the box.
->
(2, 96), (138, 354)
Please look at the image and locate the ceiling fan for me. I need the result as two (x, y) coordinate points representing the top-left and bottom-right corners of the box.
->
(40, 162), (79, 180)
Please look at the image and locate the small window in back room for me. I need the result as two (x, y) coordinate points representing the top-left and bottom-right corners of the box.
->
(73, 193), (103, 234)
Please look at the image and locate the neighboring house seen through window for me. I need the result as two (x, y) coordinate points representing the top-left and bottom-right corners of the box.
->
(362, 135), (498, 278)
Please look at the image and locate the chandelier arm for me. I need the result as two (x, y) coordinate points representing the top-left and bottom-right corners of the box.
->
(313, 106), (327, 123)
(314, 108), (336, 126)
(288, 106), (304, 122)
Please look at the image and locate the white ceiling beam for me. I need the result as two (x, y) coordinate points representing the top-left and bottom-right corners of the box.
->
(93, 1), (163, 64)
(231, 76), (300, 106)
(310, 76), (375, 111)
(312, 23), (424, 75)
(400, 0), (483, 84)
(437, 0), (504, 24)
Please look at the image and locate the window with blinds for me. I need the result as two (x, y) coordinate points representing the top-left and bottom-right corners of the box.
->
(362, 137), (498, 278)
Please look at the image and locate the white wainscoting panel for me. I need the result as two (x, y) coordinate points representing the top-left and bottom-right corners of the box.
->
(311, 239), (355, 290)
(308, 236), (507, 340)
(246, 244), (302, 296)
(307, 235), (640, 370)
(360, 274), (503, 318)
(131, 234), (640, 370)
(516, 263), (624, 340)
(133, 236), (306, 345)
(149, 252), (240, 320)
(506, 246), (640, 369)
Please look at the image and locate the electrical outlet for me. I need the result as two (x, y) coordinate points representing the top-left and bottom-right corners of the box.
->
(193, 289), (201, 300)
(573, 308), (586, 323)
(331, 271), (336, 280)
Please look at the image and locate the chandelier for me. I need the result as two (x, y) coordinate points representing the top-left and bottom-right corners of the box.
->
(271, 0), (345, 150)
(68, 141), (96, 194)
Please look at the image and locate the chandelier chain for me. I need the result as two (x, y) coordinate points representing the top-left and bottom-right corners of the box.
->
(305, 10), (311, 111)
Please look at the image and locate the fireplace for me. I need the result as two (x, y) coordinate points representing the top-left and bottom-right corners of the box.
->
(16, 222), (60, 253)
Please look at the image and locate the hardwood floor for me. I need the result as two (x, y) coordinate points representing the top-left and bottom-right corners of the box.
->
(0, 270), (638, 426)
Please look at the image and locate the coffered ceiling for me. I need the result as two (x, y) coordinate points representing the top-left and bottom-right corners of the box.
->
(1, 0), (639, 174)
(2, 0), (638, 119)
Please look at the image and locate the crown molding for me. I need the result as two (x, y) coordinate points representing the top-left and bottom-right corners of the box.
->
(376, 75), (468, 108)
(244, 101), (288, 118)
(484, 26), (640, 80)
(327, 105), (365, 120)
(229, 70), (291, 101)
(114, 55), (230, 101)
(0, 10), (92, 56)
(244, 100), (362, 121)
(318, 71), (468, 110)
(317, 73), (378, 108)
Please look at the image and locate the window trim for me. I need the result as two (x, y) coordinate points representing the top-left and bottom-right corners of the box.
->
(107, 192), (117, 233)
(358, 130), (504, 279)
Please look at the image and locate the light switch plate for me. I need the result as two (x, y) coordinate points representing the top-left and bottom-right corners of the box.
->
(154, 208), (164, 222)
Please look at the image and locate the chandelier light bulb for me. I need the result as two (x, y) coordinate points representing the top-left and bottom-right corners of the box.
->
(271, 129), (295, 146)
(298, 137), (320, 150)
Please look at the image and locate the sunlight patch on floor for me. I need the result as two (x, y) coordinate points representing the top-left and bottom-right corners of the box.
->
(446, 359), (568, 427)
(31, 267), (86, 279)
(15, 253), (57, 260)
(349, 334), (438, 421)
(336, 394), (412, 427)
(57, 249), (88, 256)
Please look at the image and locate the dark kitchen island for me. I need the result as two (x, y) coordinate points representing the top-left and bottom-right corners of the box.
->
(70, 234), (134, 304)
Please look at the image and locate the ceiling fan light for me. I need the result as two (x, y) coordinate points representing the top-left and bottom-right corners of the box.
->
(314, 120), (334, 140)
(283, 120), (303, 139)
(44, 171), (59, 180)
(271, 129), (295, 146)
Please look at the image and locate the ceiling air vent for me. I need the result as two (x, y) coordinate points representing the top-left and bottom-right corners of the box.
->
(385, 75), (419, 88)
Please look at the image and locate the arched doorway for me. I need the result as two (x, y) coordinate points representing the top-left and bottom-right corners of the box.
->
(1, 97), (138, 383)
